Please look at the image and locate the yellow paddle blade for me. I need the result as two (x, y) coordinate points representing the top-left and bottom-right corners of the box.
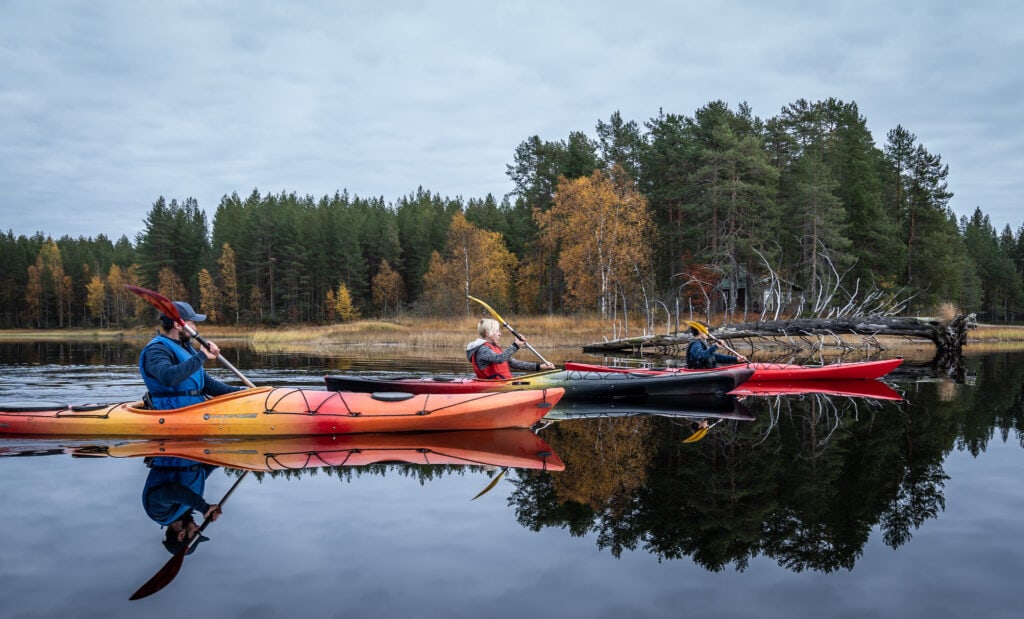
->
(685, 320), (710, 337)
(682, 428), (709, 443)
(471, 468), (507, 500)
(468, 295), (506, 325)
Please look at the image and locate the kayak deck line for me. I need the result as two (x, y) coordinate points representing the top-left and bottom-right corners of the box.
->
(325, 366), (754, 399)
(0, 387), (566, 436)
(0, 429), (567, 472)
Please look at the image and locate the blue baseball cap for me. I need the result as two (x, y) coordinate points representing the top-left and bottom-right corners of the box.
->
(162, 301), (206, 323)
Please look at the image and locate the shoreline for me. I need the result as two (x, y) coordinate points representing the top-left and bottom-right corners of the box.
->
(3, 322), (1022, 355)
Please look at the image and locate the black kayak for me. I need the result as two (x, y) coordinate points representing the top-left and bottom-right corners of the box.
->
(325, 366), (754, 400)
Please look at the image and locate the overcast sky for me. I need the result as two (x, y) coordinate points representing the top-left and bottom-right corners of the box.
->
(2, 1), (1021, 242)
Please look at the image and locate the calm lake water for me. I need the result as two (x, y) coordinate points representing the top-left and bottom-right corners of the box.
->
(1, 340), (1022, 619)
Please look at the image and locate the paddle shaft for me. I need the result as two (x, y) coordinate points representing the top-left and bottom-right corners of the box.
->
(686, 320), (744, 360)
(181, 322), (256, 389)
(468, 296), (551, 366)
(708, 334), (744, 360)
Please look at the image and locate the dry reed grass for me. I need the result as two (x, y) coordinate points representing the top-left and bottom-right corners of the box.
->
(5, 315), (1024, 359)
(249, 313), (613, 351)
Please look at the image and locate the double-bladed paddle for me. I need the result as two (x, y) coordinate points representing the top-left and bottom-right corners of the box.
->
(126, 284), (255, 388)
(468, 295), (552, 367)
(129, 471), (249, 600)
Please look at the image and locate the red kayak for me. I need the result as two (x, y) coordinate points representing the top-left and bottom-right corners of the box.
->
(730, 379), (902, 400)
(564, 358), (903, 382)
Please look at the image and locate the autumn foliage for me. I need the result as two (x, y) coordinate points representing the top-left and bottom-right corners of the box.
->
(536, 167), (654, 316)
(421, 213), (517, 315)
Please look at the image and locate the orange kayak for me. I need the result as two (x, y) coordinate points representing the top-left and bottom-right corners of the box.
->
(0, 387), (565, 437)
(0, 429), (565, 472)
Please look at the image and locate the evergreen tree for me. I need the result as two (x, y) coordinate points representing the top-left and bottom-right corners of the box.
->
(395, 189), (460, 305)
(136, 196), (212, 296)
(639, 109), (701, 283)
(596, 110), (644, 181)
(962, 209), (1023, 321)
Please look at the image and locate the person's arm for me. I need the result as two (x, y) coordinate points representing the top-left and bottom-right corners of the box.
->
(473, 343), (520, 366)
(142, 343), (205, 387)
(714, 353), (739, 364)
(202, 372), (243, 397)
(508, 357), (542, 372)
(147, 482), (211, 515)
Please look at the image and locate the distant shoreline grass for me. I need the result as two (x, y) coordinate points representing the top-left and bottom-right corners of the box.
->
(3, 319), (1023, 355)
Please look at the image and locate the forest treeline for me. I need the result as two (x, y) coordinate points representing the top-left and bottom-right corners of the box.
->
(3, 98), (1024, 330)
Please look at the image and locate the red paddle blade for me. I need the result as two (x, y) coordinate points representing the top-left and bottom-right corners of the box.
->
(125, 285), (181, 324)
(129, 550), (186, 600)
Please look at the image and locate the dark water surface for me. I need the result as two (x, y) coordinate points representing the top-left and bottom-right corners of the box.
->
(1, 341), (1022, 618)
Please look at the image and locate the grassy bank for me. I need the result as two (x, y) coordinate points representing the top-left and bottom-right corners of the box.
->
(4, 319), (1024, 358)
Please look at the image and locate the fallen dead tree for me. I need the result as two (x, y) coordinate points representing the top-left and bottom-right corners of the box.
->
(582, 313), (978, 360)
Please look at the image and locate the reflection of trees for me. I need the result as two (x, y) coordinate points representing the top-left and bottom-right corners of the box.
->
(510, 416), (654, 538)
(244, 464), (492, 484)
(514, 383), (994, 574)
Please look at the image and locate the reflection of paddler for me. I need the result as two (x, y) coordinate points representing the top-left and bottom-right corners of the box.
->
(142, 456), (222, 554)
(683, 418), (720, 444)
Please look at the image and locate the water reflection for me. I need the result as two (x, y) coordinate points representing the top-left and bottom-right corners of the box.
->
(3, 341), (1024, 604)
(518, 363), (1024, 573)
(1, 429), (565, 599)
(141, 455), (222, 554)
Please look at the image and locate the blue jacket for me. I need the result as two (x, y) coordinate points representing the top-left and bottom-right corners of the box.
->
(142, 457), (217, 525)
(686, 339), (739, 369)
(139, 333), (240, 409)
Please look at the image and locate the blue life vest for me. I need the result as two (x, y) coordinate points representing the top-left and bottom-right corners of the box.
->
(139, 334), (206, 409)
(142, 457), (210, 525)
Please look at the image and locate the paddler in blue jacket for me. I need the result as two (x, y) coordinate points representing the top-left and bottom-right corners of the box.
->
(686, 322), (747, 369)
(465, 318), (555, 379)
(138, 300), (243, 409)
(142, 456), (221, 554)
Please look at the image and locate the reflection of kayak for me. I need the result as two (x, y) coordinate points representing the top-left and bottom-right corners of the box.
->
(0, 429), (565, 472)
(544, 394), (754, 421)
(565, 358), (903, 381)
(0, 387), (564, 436)
(730, 379), (902, 400)
(325, 366), (753, 399)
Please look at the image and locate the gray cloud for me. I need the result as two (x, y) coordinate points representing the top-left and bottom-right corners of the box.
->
(2, 0), (1021, 240)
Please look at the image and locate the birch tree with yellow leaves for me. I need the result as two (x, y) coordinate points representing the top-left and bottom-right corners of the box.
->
(421, 213), (517, 314)
(536, 166), (654, 318)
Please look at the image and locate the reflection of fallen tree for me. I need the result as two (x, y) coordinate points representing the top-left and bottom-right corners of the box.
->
(747, 392), (893, 458)
(515, 389), (952, 573)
